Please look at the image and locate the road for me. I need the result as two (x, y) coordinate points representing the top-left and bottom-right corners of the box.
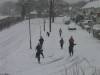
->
(0, 17), (100, 75)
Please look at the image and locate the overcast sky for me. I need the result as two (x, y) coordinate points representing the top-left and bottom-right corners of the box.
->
(0, 0), (89, 4)
(0, 0), (17, 3)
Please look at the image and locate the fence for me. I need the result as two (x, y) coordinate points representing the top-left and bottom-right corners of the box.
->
(0, 17), (23, 31)
(49, 56), (99, 75)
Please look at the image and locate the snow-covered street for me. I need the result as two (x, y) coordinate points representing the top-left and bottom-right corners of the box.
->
(0, 17), (100, 75)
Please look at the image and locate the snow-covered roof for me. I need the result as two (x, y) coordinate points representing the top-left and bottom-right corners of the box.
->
(84, 25), (90, 28)
(69, 22), (76, 26)
(0, 16), (8, 20)
(63, 16), (70, 21)
(30, 11), (38, 14)
(82, 0), (100, 9)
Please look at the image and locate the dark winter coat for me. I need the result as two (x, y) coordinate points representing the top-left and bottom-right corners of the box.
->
(59, 28), (62, 33)
(60, 38), (64, 45)
(39, 37), (44, 46)
(59, 28), (62, 36)
(36, 44), (43, 58)
(46, 32), (50, 37)
(69, 37), (75, 47)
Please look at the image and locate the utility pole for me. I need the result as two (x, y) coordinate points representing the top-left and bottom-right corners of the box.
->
(52, 0), (55, 23)
(43, 18), (46, 32)
(29, 13), (32, 49)
(40, 26), (41, 37)
(49, 0), (53, 32)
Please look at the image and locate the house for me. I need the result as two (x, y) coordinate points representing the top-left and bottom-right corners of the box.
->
(82, 0), (100, 21)
(25, 10), (38, 19)
(93, 24), (100, 39)
(30, 11), (38, 18)
(96, 12), (100, 23)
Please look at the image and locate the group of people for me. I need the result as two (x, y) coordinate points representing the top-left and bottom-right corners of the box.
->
(35, 28), (76, 64)
(59, 28), (76, 56)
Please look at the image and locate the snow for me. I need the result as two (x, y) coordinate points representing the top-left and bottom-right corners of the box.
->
(82, 0), (100, 8)
(93, 24), (100, 30)
(30, 11), (38, 14)
(63, 16), (70, 22)
(68, 22), (76, 29)
(0, 17), (100, 75)
(98, 33), (100, 35)
(0, 16), (8, 20)
(84, 25), (90, 28)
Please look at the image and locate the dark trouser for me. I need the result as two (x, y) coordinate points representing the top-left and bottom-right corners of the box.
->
(36, 52), (40, 64)
(60, 33), (61, 37)
(61, 43), (63, 49)
(36, 51), (44, 64)
(47, 32), (50, 37)
(69, 46), (73, 56)
(40, 52), (44, 58)
(40, 42), (43, 47)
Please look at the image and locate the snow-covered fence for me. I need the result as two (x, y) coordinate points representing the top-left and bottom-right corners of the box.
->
(0, 17), (23, 31)
(49, 56), (98, 75)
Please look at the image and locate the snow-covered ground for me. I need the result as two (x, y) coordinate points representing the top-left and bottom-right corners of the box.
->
(0, 17), (100, 75)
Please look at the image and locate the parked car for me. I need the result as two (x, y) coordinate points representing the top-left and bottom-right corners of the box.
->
(65, 20), (70, 25)
(84, 25), (91, 31)
(63, 16), (70, 25)
(79, 20), (92, 29)
(68, 22), (76, 30)
(93, 24), (100, 39)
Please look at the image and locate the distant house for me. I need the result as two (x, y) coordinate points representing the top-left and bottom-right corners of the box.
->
(25, 10), (38, 19)
(96, 12), (100, 23)
(93, 24), (100, 39)
(82, 0), (100, 9)
(30, 11), (38, 18)
(82, 0), (100, 22)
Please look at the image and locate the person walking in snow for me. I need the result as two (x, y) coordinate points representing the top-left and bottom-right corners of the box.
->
(59, 28), (62, 37)
(68, 36), (76, 56)
(46, 32), (50, 37)
(60, 37), (64, 49)
(39, 36), (44, 47)
(35, 43), (44, 64)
